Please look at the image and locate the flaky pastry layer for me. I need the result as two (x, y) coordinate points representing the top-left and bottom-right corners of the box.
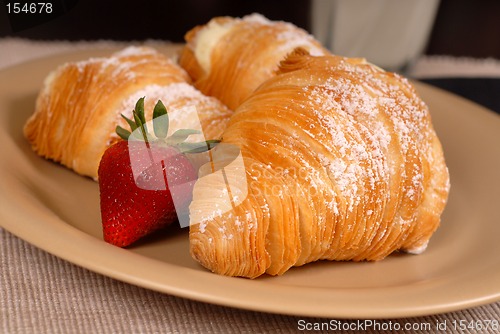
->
(189, 50), (450, 278)
(24, 46), (232, 179)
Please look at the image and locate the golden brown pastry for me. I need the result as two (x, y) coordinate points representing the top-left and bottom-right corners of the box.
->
(24, 46), (232, 179)
(178, 13), (328, 110)
(189, 49), (450, 278)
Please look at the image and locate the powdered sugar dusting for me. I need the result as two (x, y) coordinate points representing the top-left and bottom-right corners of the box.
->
(109, 82), (228, 145)
(405, 240), (429, 254)
(297, 56), (434, 218)
(242, 13), (272, 25)
(114, 46), (158, 58)
(75, 46), (158, 73)
(240, 13), (325, 57)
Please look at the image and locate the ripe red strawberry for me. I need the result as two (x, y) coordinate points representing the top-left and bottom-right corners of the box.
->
(98, 98), (218, 247)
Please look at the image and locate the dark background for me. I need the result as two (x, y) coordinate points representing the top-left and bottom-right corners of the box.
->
(0, 0), (311, 42)
(1, 0), (500, 58)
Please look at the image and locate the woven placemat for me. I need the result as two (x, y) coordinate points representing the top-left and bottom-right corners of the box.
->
(2, 229), (499, 334)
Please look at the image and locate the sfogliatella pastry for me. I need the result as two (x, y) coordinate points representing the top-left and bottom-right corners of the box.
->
(24, 46), (232, 179)
(178, 13), (328, 110)
(189, 49), (450, 278)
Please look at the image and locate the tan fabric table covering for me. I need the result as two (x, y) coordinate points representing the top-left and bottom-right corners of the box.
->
(1, 38), (499, 334)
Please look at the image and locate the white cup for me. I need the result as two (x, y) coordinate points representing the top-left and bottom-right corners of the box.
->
(311, 0), (440, 72)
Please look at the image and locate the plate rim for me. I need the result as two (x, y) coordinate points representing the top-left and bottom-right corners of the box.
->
(1, 50), (500, 319)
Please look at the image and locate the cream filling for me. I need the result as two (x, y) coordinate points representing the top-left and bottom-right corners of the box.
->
(193, 20), (234, 74)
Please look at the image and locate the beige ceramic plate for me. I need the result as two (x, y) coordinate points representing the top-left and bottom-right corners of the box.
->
(1, 48), (500, 319)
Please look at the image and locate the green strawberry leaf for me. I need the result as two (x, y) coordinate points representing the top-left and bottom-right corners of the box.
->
(177, 139), (220, 153)
(166, 129), (201, 145)
(121, 114), (138, 132)
(116, 125), (131, 140)
(153, 100), (169, 139)
(135, 97), (146, 125)
(134, 97), (148, 138)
